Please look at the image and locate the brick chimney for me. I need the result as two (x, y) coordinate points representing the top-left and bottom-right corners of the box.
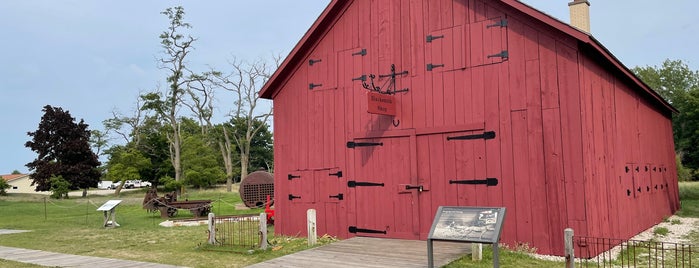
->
(569, 0), (590, 33)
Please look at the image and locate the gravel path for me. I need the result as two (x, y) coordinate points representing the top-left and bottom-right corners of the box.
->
(530, 215), (699, 262)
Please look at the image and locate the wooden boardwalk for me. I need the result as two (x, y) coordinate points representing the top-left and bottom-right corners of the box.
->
(248, 237), (471, 268)
(0, 246), (188, 268)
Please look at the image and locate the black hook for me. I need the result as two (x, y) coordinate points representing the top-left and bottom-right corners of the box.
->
(392, 119), (400, 127)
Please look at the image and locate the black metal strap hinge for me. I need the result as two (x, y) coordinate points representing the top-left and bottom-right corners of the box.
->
(309, 83), (323, 90)
(449, 178), (499, 186)
(426, 34), (444, 43)
(349, 226), (386, 234)
(347, 141), (383, 148)
(487, 19), (508, 28)
(427, 63), (445, 71)
(288, 194), (301, 200)
(329, 171), (343, 178)
(352, 74), (367, 82)
(348, 181), (384, 187)
(288, 174), (301, 180)
(329, 193), (344, 200)
(352, 48), (367, 56)
(447, 131), (496, 141)
(487, 50), (509, 59)
(309, 59), (322, 66)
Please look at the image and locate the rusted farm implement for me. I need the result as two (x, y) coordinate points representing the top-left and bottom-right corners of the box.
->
(143, 188), (212, 218)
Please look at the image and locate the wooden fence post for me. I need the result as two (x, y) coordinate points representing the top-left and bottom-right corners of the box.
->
(259, 213), (268, 250)
(471, 243), (482, 261)
(565, 228), (575, 268)
(307, 209), (317, 246)
(207, 213), (216, 245)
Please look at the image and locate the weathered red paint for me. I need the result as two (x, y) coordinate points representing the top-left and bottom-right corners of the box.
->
(261, 0), (679, 256)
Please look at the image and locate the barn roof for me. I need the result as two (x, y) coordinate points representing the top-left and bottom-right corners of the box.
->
(260, 0), (677, 114)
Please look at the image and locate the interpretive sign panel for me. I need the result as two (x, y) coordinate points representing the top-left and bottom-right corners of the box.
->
(428, 206), (506, 243)
(97, 200), (122, 211)
(427, 206), (506, 268)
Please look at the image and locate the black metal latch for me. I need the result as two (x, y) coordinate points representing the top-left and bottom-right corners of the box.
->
(405, 185), (424, 192)
(349, 226), (387, 234)
(309, 83), (323, 90)
(329, 171), (343, 178)
(288, 174), (301, 180)
(447, 131), (496, 141)
(329, 193), (344, 200)
(347, 141), (383, 148)
(348, 181), (385, 187)
(288, 194), (301, 200)
(449, 178), (499, 186)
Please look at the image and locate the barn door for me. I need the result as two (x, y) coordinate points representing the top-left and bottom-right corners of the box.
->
(315, 168), (347, 238)
(348, 135), (419, 239)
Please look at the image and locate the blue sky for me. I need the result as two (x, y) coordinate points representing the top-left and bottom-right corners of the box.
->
(1, 1), (697, 174)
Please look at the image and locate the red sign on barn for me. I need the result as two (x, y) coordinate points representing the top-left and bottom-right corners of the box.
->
(367, 91), (396, 116)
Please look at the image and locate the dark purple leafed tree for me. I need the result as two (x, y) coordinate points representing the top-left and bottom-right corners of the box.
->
(25, 105), (101, 196)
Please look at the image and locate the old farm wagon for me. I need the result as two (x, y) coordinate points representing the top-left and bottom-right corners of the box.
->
(260, 0), (680, 256)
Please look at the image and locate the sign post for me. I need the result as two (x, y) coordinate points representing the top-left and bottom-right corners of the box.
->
(427, 206), (506, 268)
(97, 200), (122, 228)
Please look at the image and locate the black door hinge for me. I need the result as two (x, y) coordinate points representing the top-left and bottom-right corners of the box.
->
(487, 19), (508, 28)
(309, 58), (322, 66)
(352, 48), (367, 56)
(329, 193), (344, 200)
(426, 34), (444, 43)
(487, 50), (509, 59)
(426, 63), (445, 71)
(352, 74), (367, 81)
(288, 194), (301, 200)
(348, 181), (384, 187)
(309, 83), (323, 90)
(447, 131), (496, 141)
(349, 226), (387, 234)
(449, 178), (499, 186)
(288, 174), (301, 180)
(329, 171), (343, 178)
(347, 141), (383, 148)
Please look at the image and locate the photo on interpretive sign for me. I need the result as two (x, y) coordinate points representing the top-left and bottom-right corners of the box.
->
(428, 206), (506, 243)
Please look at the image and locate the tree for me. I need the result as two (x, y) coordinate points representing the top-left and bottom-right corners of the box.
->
(49, 175), (70, 199)
(0, 177), (9, 196)
(25, 105), (101, 194)
(106, 146), (151, 195)
(211, 58), (275, 187)
(11, 170), (21, 175)
(634, 59), (699, 174)
(141, 6), (208, 191)
(230, 116), (273, 174)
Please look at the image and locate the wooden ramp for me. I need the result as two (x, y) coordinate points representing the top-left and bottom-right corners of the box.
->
(0, 246), (188, 268)
(248, 237), (470, 268)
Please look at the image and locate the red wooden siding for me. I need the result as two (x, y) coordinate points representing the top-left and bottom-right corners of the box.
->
(266, 0), (679, 256)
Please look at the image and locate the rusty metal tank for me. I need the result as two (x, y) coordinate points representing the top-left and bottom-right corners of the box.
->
(239, 170), (274, 208)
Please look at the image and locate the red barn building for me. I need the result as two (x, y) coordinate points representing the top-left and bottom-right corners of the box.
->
(260, 0), (679, 256)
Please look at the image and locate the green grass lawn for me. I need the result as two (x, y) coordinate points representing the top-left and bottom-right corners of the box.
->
(0, 187), (329, 268)
(2, 183), (699, 267)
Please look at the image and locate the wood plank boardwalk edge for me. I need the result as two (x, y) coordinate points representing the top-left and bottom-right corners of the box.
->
(247, 237), (470, 268)
(0, 246), (189, 268)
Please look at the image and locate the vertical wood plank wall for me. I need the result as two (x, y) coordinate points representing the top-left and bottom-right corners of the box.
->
(271, 0), (679, 256)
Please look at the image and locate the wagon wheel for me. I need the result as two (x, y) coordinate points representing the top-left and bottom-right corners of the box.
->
(167, 207), (178, 217)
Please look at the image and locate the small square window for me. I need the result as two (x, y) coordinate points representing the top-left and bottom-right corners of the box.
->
(12, 186), (18, 189)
